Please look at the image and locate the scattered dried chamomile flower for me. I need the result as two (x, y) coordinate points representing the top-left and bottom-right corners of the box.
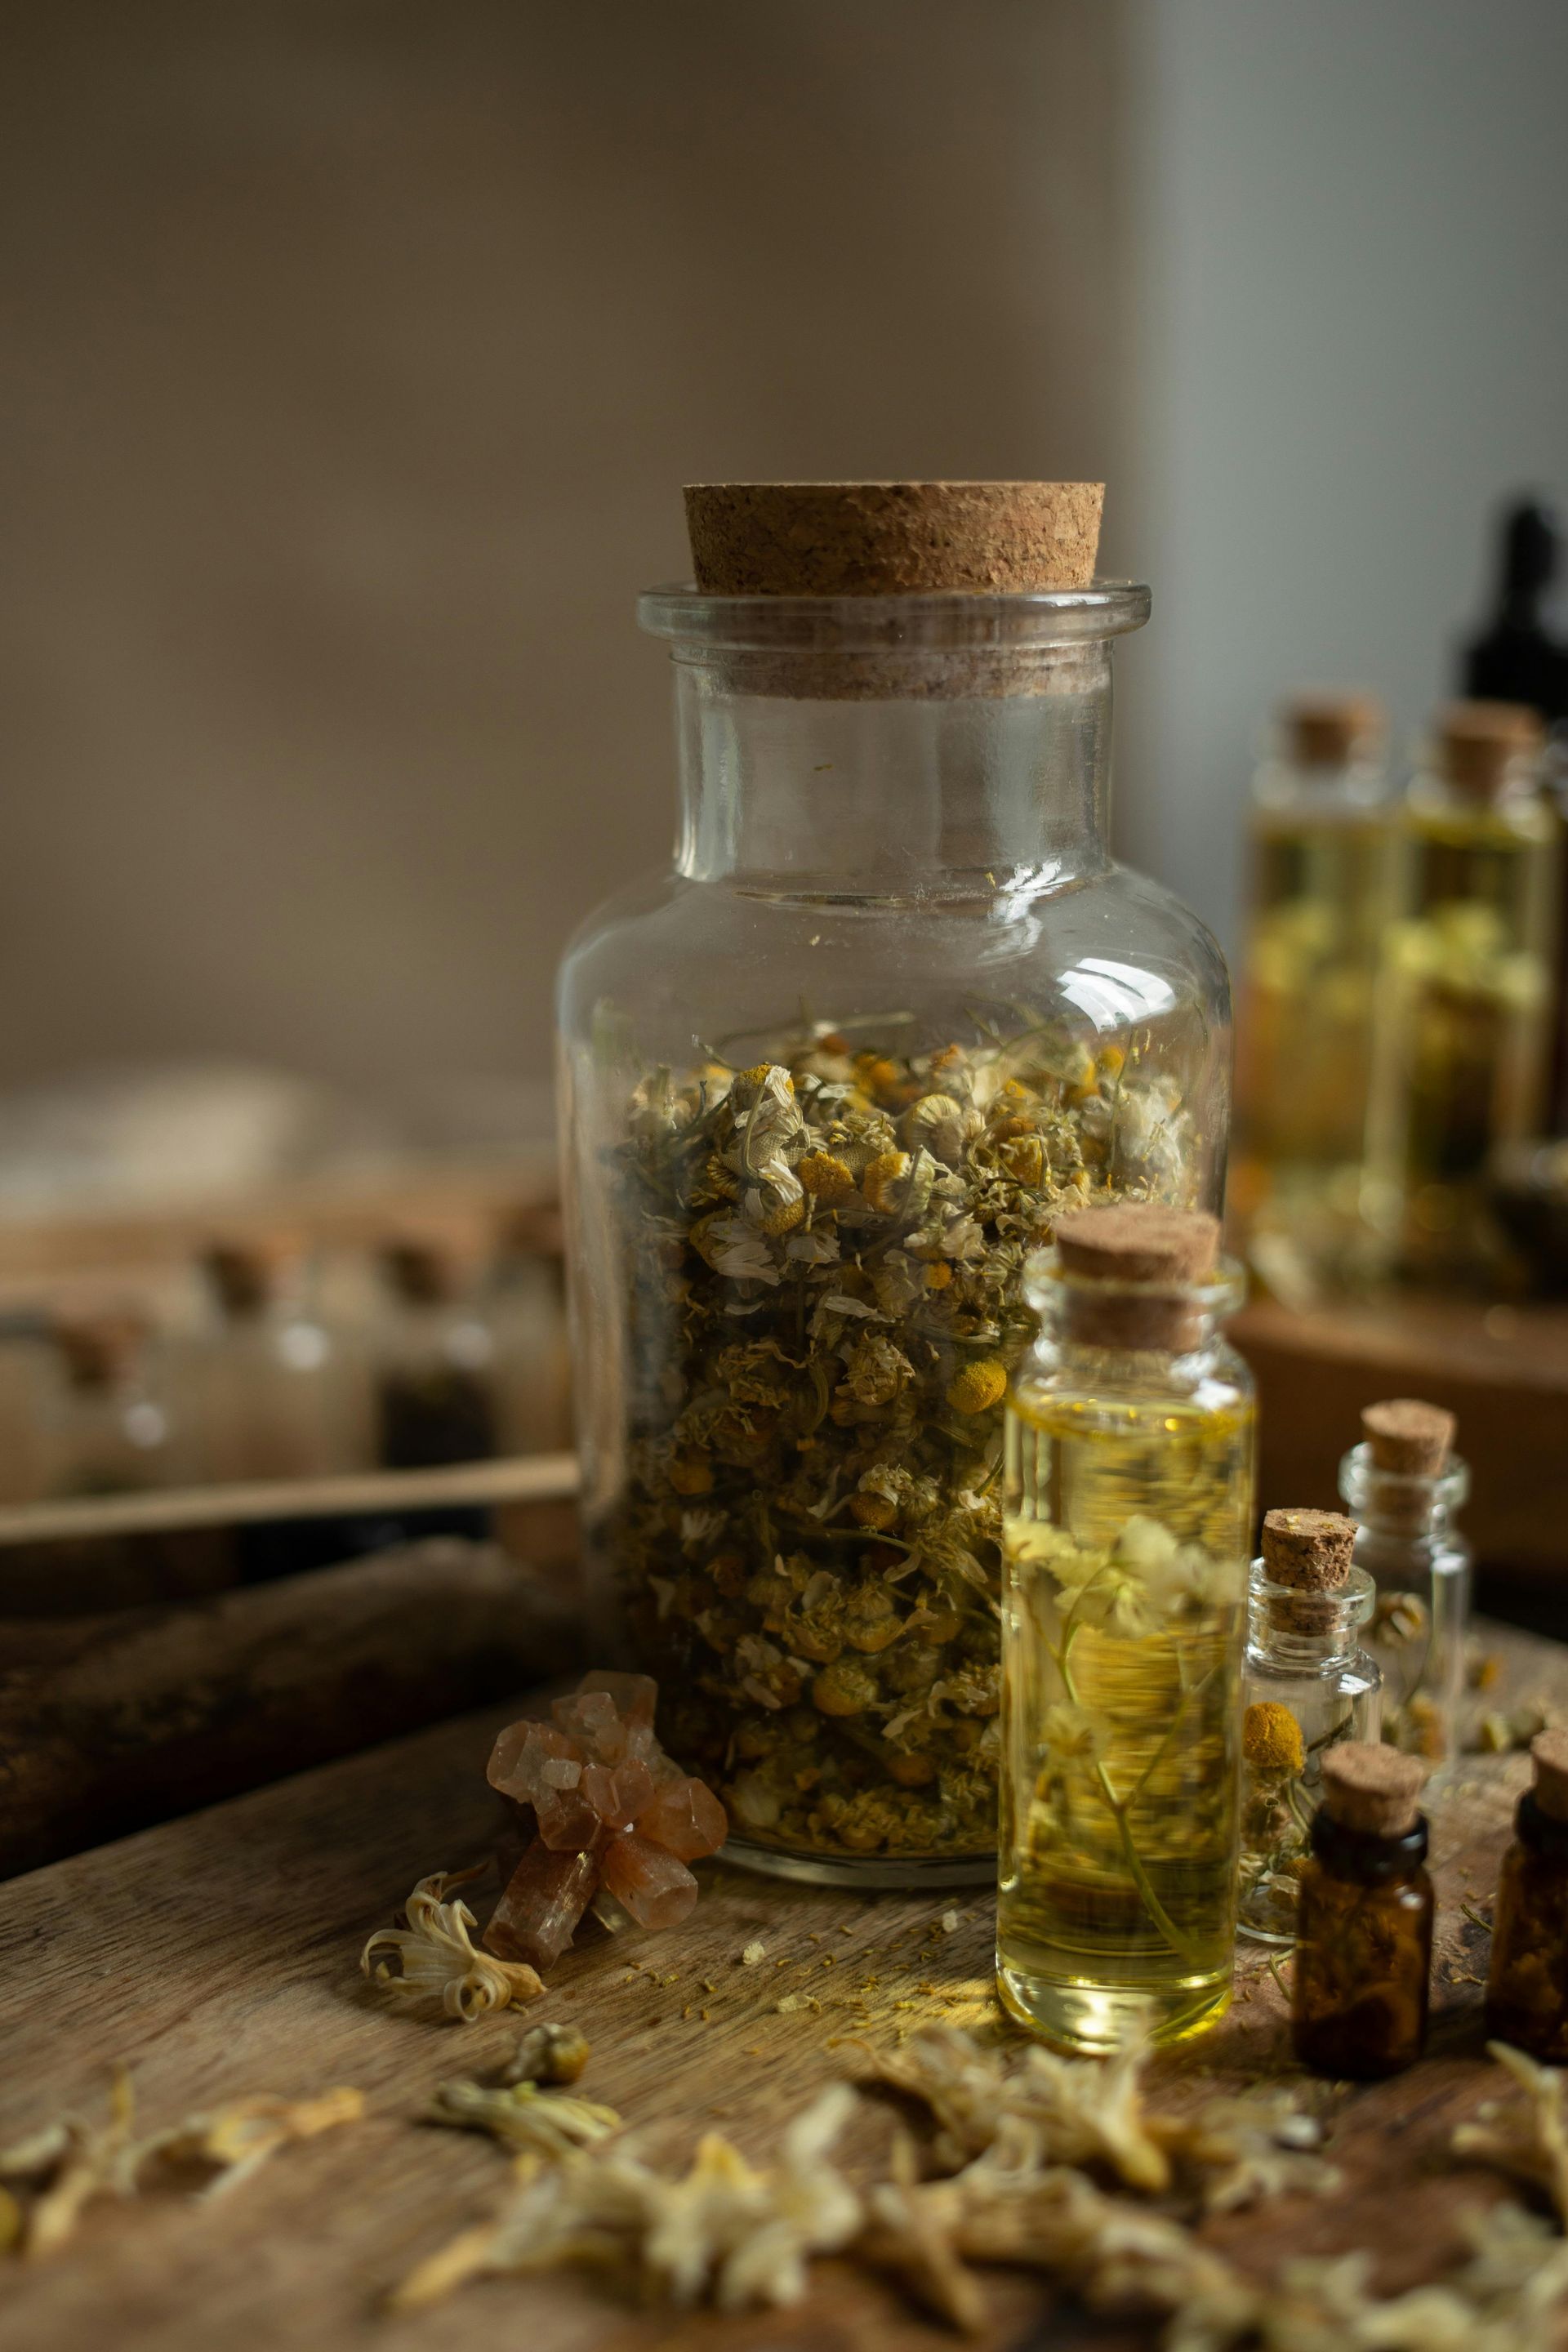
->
(1452, 2042), (1568, 2223)
(862, 2025), (1171, 2190)
(1152, 2087), (1339, 2214)
(0, 2065), (140, 2261)
(859, 2123), (1249, 2342)
(133, 2087), (364, 2203)
(390, 2085), (862, 2317)
(0, 2069), (363, 2260)
(427, 2079), (621, 2158)
(361, 1868), (543, 2021)
(501, 2023), (591, 2087)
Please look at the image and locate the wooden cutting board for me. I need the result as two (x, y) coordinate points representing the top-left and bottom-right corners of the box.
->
(0, 1620), (1562, 2351)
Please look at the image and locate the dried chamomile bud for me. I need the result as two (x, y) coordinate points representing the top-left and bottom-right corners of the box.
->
(501, 2024), (592, 2087)
(361, 1868), (544, 2020)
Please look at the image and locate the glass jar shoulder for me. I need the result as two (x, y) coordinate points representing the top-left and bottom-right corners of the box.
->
(559, 857), (1232, 1153)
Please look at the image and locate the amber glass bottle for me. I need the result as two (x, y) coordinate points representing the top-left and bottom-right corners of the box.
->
(1291, 1742), (1432, 2078)
(1486, 1731), (1568, 2062)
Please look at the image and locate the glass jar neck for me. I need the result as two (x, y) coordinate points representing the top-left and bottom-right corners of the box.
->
(1247, 1561), (1374, 1668)
(639, 585), (1149, 903)
(1025, 1254), (1245, 1367)
(1339, 1442), (1468, 1547)
(670, 652), (1112, 898)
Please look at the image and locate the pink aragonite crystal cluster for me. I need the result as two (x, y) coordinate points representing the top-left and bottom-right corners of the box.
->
(481, 1672), (728, 1971)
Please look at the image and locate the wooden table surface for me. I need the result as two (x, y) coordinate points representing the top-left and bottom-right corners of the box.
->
(2, 1621), (1565, 2352)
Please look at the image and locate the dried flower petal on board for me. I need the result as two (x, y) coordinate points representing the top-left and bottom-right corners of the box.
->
(1452, 2041), (1568, 2223)
(862, 2026), (1171, 2191)
(426, 2080), (621, 2158)
(390, 2085), (862, 2316)
(361, 1868), (543, 2020)
(0, 2070), (364, 2260)
(0, 2065), (140, 2260)
(1152, 2088), (1340, 2214)
(132, 2087), (364, 2203)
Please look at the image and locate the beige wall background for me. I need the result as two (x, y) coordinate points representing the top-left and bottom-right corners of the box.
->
(0, 1), (1126, 1103)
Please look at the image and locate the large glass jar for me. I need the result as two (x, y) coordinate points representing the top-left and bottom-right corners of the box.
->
(557, 497), (1232, 1886)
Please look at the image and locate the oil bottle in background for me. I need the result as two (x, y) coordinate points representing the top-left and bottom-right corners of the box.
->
(1364, 702), (1561, 1281)
(1234, 693), (1395, 1290)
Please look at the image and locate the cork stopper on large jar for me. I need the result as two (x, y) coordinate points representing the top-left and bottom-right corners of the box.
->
(1321, 1743), (1427, 1838)
(1531, 1730), (1568, 1825)
(1283, 692), (1384, 769)
(1052, 1205), (1220, 1349)
(684, 482), (1104, 597)
(1437, 701), (1544, 798)
(1361, 1397), (1454, 1477)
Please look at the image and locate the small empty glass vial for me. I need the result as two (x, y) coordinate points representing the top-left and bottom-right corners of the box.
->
(1340, 1396), (1470, 1771)
(1000, 1204), (1255, 2054)
(1485, 1730), (1568, 2062)
(1238, 1509), (1381, 1945)
(1292, 1742), (1432, 2078)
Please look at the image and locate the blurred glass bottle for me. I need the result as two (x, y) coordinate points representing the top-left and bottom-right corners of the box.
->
(191, 1237), (372, 1484)
(1339, 1396), (1470, 1773)
(375, 1235), (499, 1469)
(1234, 693), (1394, 1288)
(486, 1205), (573, 1454)
(1364, 702), (1561, 1281)
(43, 1312), (174, 1496)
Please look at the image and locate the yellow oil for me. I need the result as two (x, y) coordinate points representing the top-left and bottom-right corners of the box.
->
(1235, 810), (1394, 1259)
(1365, 795), (1560, 1277)
(999, 1383), (1254, 2053)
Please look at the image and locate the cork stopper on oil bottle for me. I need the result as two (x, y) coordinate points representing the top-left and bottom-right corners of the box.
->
(1051, 1205), (1221, 1351)
(1321, 1743), (1427, 1839)
(1361, 1396), (1457, 1535)
(1260, 1508), (1356, 1635)
(1437, 701), (1544, 798)
(1283, 693), (1384, 769)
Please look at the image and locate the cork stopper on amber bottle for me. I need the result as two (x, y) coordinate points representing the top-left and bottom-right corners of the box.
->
(684, 482), (1104, 597)
(1321, 1743), (1427, 1839)
(1361, 1398), (1454, 1477)
(1531, 1731), (1568, 1825)
(1437, 701), (1543, 798)
(1053, 1205), (1221, 1350)
(1284, 693), (1383, 768)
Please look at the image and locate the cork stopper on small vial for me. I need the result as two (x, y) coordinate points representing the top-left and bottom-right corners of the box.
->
(1361, 1398), (1455, 1478)
(1284, 693), (1384, 769)
(684, 482), (1104, 597)
(1531, 1731), (1568, 1825)
(1261, 1508), (1356, 1592)
(1053, 1205), (1221, 1349)
(1437, 701), (1543, 798)
(1321, 1743), (1427, 1839)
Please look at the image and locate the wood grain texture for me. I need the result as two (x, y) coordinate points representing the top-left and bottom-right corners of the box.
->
(0, 1620), (1561, 2351)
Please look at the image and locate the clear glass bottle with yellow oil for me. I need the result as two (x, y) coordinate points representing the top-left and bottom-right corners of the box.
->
(1000, 1205), (1255, 2053)
(1365, 702), (1561, 1281)
(1235, 694), (1395, 1285)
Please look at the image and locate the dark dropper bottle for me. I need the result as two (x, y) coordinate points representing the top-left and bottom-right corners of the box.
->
(1291, 1740), (1432, 2078)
